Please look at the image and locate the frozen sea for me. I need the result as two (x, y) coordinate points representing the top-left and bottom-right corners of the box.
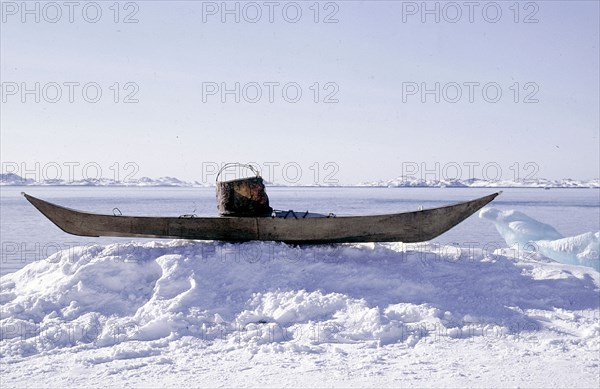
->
(1, 186), (598, 276)
(1, 186), (599, 388)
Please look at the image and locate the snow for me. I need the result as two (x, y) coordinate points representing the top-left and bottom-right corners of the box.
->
(1, 240), (599, 387)
(481, 208), (600, 271)
(1, 188), (598, 386)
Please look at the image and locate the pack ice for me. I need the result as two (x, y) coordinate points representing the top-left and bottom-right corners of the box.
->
(480, 208), (600, 271)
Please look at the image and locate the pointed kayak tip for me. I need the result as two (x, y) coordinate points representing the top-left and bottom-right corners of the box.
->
(21, 192), (34, 201)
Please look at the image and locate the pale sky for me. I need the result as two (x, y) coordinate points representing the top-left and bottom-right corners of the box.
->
(1, 0), (599, 185)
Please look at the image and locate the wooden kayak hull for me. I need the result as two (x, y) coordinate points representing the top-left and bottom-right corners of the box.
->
(22, 192), (500, 243)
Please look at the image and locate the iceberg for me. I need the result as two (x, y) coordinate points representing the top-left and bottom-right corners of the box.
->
(480, 208), (599, 271)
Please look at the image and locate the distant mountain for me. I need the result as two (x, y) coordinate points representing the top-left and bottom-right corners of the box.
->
(0, 173), (207, 187)
(357, 176), (600, 188)
(1, 173), (598, 188)
(0, 173), (37, 186)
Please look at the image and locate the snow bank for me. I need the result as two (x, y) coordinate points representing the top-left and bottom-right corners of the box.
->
(480, 208), (600, 271)
(2, 240), (599, 362)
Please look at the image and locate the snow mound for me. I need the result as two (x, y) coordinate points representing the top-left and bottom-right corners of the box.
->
(1, 240), (599, 361)
(480, 208), (599, 270)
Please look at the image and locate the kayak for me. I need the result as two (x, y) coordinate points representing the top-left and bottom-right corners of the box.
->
(22, 192), (500, 244)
